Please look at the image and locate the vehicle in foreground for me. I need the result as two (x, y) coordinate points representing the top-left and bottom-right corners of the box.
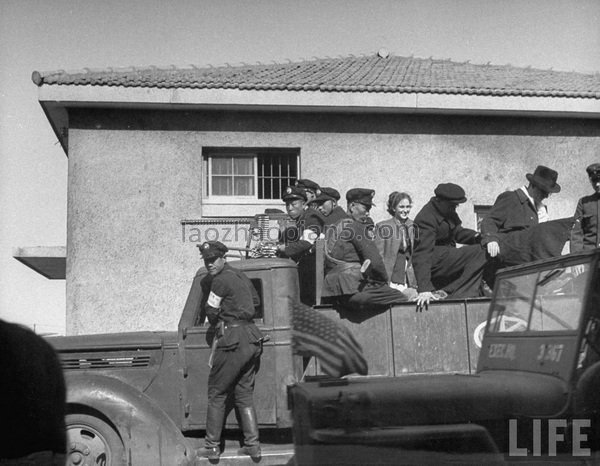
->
(288, 249), (600, 464)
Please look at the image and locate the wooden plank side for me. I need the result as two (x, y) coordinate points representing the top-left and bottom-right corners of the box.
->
(319, 307), (394, 377)
(391, 301), (470, 374)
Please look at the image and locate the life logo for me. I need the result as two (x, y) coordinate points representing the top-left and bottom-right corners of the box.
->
(473, 315), (528, 348)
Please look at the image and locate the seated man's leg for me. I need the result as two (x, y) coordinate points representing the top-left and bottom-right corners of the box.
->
(430, 245), (486, 299)
(348, 283), (412, 310)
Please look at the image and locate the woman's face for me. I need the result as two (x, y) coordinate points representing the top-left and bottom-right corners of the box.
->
(394, 198), (412, 221)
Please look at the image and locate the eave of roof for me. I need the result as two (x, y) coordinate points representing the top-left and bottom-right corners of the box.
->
(32, 54), (600, 155)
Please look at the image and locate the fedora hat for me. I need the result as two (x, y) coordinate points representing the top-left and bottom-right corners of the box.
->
(526, 165), (561, 193)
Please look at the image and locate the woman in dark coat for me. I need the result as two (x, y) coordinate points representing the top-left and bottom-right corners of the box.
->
(375, 192), (417, 291)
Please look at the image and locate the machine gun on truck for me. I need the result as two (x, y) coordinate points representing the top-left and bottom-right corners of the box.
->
(288, 248), (600, 464)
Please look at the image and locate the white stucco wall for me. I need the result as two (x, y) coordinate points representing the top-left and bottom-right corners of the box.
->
(66, 110), (599, 334)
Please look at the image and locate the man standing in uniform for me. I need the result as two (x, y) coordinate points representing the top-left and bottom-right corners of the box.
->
(278, 186), (324, 305)
(412, 183), (486, 308)
(310, 187), (348, 226)
(322, 188), (416, 312)
(571, 163), (600, 252)
(199, 241), (264, 460)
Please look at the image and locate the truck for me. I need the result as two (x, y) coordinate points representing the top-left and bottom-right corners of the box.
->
(288, 248), (600, 464)
(49, 237), (493, 466)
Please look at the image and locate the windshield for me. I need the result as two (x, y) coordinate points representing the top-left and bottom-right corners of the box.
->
(489, 262), (591, 334)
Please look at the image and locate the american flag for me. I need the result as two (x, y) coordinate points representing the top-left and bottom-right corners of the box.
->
(291, 301), (368, 377)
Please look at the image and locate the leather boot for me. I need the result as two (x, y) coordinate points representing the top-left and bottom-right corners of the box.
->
(202, 405), (225, 459)
(237, 406), (261, 459)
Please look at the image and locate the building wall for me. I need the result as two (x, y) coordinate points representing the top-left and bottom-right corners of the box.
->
(66, 108), (600, 334)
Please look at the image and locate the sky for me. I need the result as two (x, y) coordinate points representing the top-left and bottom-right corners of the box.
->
(1, 0), (599, 334)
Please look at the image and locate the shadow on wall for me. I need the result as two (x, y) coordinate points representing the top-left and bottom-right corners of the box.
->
(69, 108), (600, 137)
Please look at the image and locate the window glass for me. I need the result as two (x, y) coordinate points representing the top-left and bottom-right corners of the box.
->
(205, 149), (299, 200)
(212, 158), (232, 175)
(234, 157), (253, 175)
(212, 176), (233, 196)
(489, 262), (590, 334)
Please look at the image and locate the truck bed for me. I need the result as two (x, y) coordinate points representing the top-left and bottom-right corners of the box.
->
(307, 298), (491, 377)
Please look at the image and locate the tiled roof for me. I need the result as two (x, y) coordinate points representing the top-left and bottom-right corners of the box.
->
(32, 54), (600, 99)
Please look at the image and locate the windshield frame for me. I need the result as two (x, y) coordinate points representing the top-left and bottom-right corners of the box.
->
(486, 252), (596, 338)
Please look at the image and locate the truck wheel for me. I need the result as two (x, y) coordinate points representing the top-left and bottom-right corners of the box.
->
(66, 413), (125, 466)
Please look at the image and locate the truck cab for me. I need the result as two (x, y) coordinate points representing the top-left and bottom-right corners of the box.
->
(288, 249), (600, 464)
(49, 258), (301, 466)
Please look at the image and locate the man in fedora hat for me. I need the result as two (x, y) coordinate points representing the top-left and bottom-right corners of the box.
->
(571, 163), (600, 252)
(481, 165), (564, 283)
(412, 183), (487, 309)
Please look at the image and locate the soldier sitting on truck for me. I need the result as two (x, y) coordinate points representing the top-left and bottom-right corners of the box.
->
(277, 185), (325, 305)
(321, 188), (416, 317)
(199, 241), (264, 461)
(310, 186), (348, 226)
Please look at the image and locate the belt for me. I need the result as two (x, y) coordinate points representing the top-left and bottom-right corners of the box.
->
(225, 320), (250, 328)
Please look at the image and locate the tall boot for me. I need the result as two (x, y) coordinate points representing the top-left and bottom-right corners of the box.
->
(202, 404), (225, 459)
(237, 406), (261, 459)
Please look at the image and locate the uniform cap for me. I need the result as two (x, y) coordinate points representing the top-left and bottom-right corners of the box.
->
(295, 179), (320, 192)
(312, 187), (341, 203)
(586, 163), (600, 177)
(282, 186), (307, 202)
(199, 241), (228, 260)
(434, 183), (467, 204)
(525, 165), (561, 193)
(346, 188), (376, 207)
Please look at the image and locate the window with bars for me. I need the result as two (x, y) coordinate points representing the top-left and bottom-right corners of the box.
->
(204, 148), (299, 200)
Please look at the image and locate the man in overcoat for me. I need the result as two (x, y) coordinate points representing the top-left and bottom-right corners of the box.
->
(481, 165), (567, 285)
(412, 183), (486, 308)
(481, 165), (560, 261)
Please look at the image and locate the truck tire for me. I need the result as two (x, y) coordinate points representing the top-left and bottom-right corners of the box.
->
(66, 413), (126, 466)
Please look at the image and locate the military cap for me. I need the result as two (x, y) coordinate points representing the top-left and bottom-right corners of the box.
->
(586, 163), (600, 177)
(312, 187), (341, 204)
(434, 183), (467, 204)
(282, 186), (307, 202)
(526, 165), (561, 193)
(346, 188), (376, 207)
(199, 241), (228, 260)
(295, 179), (320, 192)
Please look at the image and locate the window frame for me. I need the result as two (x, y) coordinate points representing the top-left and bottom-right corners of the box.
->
(203, 147), (300, 203)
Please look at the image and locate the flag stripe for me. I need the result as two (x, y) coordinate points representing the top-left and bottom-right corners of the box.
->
(291, 301), (368, 377)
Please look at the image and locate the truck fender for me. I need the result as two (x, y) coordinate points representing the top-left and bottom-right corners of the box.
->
(65, 372), (196, 465)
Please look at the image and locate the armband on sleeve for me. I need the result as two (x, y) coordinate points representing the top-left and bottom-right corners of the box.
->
(207, 291), (223, 309)
(302, 229), (318, 244)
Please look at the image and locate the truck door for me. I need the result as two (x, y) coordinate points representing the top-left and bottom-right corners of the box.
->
(178, 272), (278, 430)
